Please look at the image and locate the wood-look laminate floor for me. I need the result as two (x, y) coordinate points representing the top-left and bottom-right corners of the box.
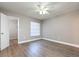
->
(1, 39), (79, 57)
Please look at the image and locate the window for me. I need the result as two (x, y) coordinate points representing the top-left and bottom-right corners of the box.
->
(30, 21), (40, 36)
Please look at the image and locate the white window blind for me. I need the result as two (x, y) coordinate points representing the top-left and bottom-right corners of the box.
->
(31, 21), (40, 36)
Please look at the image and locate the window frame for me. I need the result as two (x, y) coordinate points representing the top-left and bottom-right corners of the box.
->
(30, 21), (40, 36)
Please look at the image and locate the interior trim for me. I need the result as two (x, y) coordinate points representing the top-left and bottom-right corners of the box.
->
(42, 38), (79, 48)
(18, 37), (79, 48)
(18, 38), (42, 44)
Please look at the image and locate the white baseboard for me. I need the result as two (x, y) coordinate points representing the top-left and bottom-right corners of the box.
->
(42, 38), (79, 48)
(18, 38), (42, 44)
(18, 37), (79, 48)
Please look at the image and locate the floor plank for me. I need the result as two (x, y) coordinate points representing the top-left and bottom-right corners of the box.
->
(1, 39), (79, 57)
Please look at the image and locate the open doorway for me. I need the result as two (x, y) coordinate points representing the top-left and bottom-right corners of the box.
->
(8, 16), (19, 46)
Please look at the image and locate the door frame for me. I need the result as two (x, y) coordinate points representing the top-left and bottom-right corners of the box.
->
(17, 18), (19, 44)
(8, 16), (19, 44)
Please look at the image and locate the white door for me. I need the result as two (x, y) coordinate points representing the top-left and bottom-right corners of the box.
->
(0, 13), (9, 50)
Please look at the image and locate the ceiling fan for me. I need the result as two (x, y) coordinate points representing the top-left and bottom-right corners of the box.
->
(35, 2), (49, 15)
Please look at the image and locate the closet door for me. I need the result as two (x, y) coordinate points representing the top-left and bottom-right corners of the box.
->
(0, 13), (9, 50)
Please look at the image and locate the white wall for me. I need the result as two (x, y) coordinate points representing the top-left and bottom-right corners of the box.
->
(42, 11), (79, 45)
(8, 20), (18, 40)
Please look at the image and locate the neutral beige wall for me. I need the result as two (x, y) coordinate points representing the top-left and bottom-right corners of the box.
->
(42, 11), (79, 45)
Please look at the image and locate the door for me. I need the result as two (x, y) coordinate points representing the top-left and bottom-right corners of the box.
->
(0, 13), (9, 50)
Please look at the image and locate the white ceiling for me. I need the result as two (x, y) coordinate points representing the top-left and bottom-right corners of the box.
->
(0, 2), (79, 20)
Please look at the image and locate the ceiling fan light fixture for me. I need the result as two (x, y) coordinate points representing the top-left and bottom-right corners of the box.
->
(35, 3), (49, 15)
(39, 10), (48, 15)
